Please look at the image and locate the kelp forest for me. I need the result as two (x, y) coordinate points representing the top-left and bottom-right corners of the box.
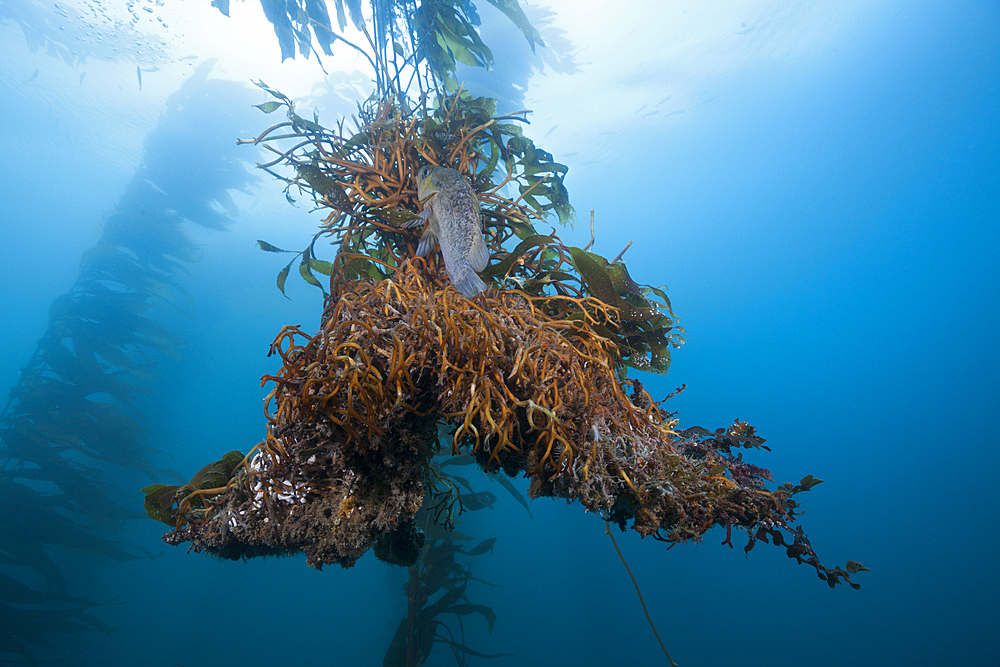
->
(2, 1), (866, 665)
(0, 64), (260, 662)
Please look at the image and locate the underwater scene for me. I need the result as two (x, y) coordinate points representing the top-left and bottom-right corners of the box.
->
(1, 1), (997, 665)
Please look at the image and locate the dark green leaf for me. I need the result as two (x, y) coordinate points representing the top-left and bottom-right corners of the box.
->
(423, 523), (474, 542)
(253, 78), (289, 100)
(440, 454), (476, 467)
(290, 112), (325, 133)
(436, 26), (482, 68)
(845, 560), (869, 574)
(141, 450), (243, 527)
(465, 537), (497, 556)
(258, 240), (293, 253)
(304, 0), (336, 55)
(382, 619), (409, 667)
(798, 474), (824, 491)
(377, 207), (423, 228)
(344, 0), (363, 29)
(480, 233), (556, 279)
(444, 639), (513, 659)
(489, 473), (532, 516)
(450, 474), (473, 491)
(568, 247), (647, 320)
(254, 101), (283, 113)
(343, 132), (368, 151)
(484, 0), (542, 51)
(332, 0), (346, 30)
(309, 258), (334, 276)
(446, 603), (497, 632)
(641, 284), (677, 319)
(427, 584), (466, 617)
(707, 462), (726, 476)
(276, 262), (292, 298)
(461, 490), (497, 511)
(479, 138), (500, 181)
(299, 254), (325, 291)
(141, 484), (182, 526)
(190, 450), (244, 489)
(297, 164), (353, 208)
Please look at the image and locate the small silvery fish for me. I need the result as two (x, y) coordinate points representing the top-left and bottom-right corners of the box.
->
(408, 165), (489, 298)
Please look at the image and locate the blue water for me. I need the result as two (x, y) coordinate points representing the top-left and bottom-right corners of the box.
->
(1, 2), (997, 666)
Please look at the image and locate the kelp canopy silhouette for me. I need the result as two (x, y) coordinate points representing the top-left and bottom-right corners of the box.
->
(0, 64), (259, 662)
(146, 84), (864, 591)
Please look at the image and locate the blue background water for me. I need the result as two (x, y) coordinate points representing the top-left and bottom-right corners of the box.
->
(1, 1), (997, 666)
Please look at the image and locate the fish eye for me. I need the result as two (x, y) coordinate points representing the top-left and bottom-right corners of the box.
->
(418, 166), (431, 179)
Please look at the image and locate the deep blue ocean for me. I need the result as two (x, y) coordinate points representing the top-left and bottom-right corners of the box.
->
(1, 1), (997, 666)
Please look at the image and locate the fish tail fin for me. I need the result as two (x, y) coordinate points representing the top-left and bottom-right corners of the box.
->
(453, 270), (488, 299)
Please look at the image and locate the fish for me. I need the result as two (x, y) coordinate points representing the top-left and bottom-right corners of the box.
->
(408, 165), (489, 298)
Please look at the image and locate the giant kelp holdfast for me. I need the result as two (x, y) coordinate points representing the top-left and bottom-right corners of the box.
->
(143, 89), (864, 594)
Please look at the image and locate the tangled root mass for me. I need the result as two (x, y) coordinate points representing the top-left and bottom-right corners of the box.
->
(164, 263), (853, 588)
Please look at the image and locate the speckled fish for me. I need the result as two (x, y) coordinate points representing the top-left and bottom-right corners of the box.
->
(409, 165), (489, 298)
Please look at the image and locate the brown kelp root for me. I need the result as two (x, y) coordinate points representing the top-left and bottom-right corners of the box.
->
(162, 264), (856, 584)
